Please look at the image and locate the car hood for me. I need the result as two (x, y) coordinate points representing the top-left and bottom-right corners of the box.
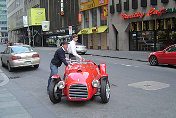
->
(65, 64), (98, 85)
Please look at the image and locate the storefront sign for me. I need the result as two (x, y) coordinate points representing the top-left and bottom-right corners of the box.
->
(121, 7), (176, 20)
(147, 8), (167, 16)
(120, 12), (144, 19)
(81, 29), (89, 34)
(78, 13), (82, 23)
(80, 0), (108, 11)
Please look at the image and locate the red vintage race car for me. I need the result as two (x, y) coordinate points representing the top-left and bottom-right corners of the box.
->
(48, 59), (110, 104)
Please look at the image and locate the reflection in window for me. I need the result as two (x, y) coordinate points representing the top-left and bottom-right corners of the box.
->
(166, 45), (176, 52)
(92, 8), (97, 27)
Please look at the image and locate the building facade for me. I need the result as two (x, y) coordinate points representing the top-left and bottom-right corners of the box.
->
(78, 0), (108, 50)
(0, 0), (8, 43)
(7, 0), (25, 44)
(7, 0), (80, 47)
(40, 0), (80, 47)
(108, 0), (176, 51)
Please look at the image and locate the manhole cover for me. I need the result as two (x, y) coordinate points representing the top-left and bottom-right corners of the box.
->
(9, 76), (20, 79)
(128, 81), (170, 90)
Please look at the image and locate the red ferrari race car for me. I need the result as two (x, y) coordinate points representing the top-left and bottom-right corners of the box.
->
(48, 59), (110, 104)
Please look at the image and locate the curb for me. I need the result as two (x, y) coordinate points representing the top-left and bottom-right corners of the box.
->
(0, 69), (9, 86)
(88, 54), (148, 62)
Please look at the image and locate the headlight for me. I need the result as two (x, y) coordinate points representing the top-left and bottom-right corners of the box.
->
(92, 80), (100, 88)
(57, 81), (65, 89)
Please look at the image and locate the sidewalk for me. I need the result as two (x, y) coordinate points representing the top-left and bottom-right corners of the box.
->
(34, 47), (150, 62)
(0, 69), (32, 118)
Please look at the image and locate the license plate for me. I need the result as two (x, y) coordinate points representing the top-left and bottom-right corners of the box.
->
(25, 61), (31, 65)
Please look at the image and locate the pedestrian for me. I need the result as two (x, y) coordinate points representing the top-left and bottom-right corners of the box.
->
(47, 41), (71, 91)
(67, 34), (82, 60)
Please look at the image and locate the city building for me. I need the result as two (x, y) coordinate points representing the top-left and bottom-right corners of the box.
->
(0, 0), (8, 43)
(7, 0), (25, 44)
(78, 0), (108, 49)
(108, 0), (176, 51)
(40, 0), (80, 47)
(7, 0), (80, 47)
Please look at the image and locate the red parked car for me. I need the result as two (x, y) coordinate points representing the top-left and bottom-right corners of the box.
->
(148, 44), (176, 66)
(48, 59), (110, 104)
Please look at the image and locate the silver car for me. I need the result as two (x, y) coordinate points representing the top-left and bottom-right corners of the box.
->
(76, 42), (87, 54)
(1, 45), (40, 72)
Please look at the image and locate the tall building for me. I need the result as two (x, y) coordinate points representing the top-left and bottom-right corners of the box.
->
(6, 0), (80, 47)
(108, 0), (176, 51)
(7, 0), (25, 44)
(0, 0), (8, 43)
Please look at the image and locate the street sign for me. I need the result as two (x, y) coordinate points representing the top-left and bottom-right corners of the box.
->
(69, 26), (72, 35)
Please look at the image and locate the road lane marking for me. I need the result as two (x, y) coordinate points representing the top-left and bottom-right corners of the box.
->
(128, 81), (170, 90)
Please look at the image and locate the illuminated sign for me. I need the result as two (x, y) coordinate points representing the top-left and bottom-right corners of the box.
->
(80, 0), (108, 11)
(147, 8), (167, 16)
(120, 12), (144, 19)
(121, 7), (176, 19)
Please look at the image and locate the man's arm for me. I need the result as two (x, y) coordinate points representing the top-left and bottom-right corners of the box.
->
(57, 51), (68, 66)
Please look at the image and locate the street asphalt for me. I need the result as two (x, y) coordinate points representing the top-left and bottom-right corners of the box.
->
(0, 44), (151, 118)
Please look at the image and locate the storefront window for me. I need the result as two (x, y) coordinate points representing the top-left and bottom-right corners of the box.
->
(130, 31), (155, 51)
(46, 36), (57, 47)
(92, 8), (97, 27)
(100, 6), (107, 26)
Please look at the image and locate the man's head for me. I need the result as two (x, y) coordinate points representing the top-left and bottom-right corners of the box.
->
(61, 41), (69, 50)
(72, 34), (78, 42)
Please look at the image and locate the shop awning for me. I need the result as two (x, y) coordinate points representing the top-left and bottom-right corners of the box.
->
(77, 28), (91, 35)
(97, 26), (108, 33)
(78, 26), (108, 35)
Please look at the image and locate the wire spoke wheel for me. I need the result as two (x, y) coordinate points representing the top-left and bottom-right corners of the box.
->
(149, 56), (158, 66)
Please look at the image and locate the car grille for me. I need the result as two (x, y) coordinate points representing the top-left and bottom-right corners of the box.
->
(69, 84), (88, 99)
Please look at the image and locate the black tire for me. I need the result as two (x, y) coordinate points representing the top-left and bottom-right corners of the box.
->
(7, 62), (13, 72)
(149, 56), (158, 66)
(48, 79), (62, 104)
(34, 64), (39, 68)
(1, 58), (5, 67)
(100, 78), (110, 103)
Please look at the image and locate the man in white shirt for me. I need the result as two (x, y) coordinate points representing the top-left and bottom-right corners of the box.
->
(67, 34), (82, 60)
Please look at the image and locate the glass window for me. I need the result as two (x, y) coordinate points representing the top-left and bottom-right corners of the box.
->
(166, 45), (176, 52)
(100, 6), (107, 26)
(84, 11), (89, 28)
(92, 8), (97, 27)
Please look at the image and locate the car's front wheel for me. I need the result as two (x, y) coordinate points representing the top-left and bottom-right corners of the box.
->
(100, 78), (110, 103)
(48, 79), (62, 104)
(149, 56), (158, 66)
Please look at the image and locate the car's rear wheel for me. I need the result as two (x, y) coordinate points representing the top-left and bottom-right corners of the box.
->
(1, 58), (5, 67)
(48, 79), (62, 104)
(7, 62), (13, 72)
(100, 78), (110, 103)
(34, 64), (39, 68)
(149, 56), (158, 66)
